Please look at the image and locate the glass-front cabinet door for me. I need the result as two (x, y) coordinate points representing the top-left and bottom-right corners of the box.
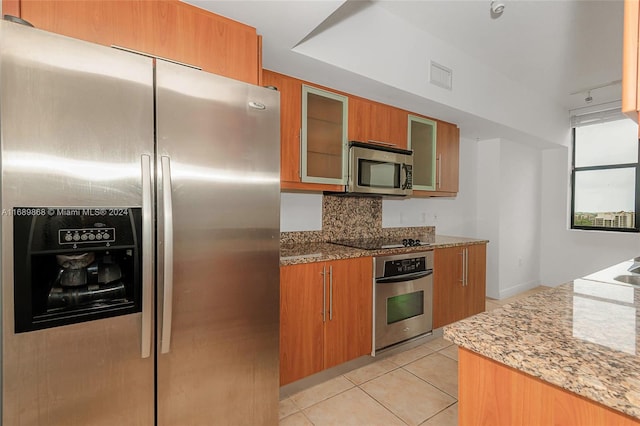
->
(301, 85), (348, 184)
(408, 115), (437, 191)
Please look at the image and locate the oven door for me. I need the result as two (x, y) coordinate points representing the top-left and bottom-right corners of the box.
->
(375, 270), (433, 351)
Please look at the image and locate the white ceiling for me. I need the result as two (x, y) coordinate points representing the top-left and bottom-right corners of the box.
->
(186, 0), (624, 144)
(375, 0), (623, 110)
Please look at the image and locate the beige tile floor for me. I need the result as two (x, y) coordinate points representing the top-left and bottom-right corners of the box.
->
(279, 286), (549, 426)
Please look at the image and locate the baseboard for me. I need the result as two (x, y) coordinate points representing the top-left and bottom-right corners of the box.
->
(498, 279), (541, 300)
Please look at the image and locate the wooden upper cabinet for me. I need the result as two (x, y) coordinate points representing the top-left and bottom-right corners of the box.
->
(349, 97), (408, 149)
(262, 69), (460, 195)
(412, 118), (460, 197)
(262, 70), (345, 192)
(13, 0), (260, 84)
(435, 121), (460, 194)
(262, 70), (302, 185)
(623, 0), (640, 122)
(408, 115), (437, 191)
(302, 85), (348, 185)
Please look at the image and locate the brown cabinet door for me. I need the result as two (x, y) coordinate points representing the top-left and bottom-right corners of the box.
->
(348, 98), (408, 149)
(279, 263), (325, 386)
(19, 0), (259, 84)
(262, 70), (302, 185)
(433, 246), (466, 328)
(434, 244), (487, 328)
(465, 244), (487, 318)
(436, 121), (460, 193)
(623, 0), (640, 120)
(324, 257), (373, 369)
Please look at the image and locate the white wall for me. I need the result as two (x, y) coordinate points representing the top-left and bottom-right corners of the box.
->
(540, 148), (640, 286)
(476, 139), (501, 298)
(280, 192), (322, 232)
(498, 140), (542, 297)
(477, 138), (542, 299)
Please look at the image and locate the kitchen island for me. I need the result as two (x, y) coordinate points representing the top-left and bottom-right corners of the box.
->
(444, 259), (640, 425)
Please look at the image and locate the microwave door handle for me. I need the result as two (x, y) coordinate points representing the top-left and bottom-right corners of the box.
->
(401, 164), (410, 190)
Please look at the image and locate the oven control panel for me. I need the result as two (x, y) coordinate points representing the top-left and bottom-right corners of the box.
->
(383, 257), (426, 278)
(374, 251), (434, 279)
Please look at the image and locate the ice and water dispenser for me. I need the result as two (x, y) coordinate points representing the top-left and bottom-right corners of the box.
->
(13, 208), (142, 332)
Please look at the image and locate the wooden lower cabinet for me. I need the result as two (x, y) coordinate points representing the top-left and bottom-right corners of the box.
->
(279, 257), (373, 386)
(459, 348), (640, 425)
(433, 244), (486, 329)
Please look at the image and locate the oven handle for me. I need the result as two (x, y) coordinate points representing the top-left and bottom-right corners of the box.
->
(376, 269), (432, 284)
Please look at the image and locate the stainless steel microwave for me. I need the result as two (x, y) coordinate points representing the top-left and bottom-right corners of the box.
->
(347, 141), (413, 196)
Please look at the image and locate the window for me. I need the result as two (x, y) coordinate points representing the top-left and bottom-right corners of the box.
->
(571, 117), (639, 232)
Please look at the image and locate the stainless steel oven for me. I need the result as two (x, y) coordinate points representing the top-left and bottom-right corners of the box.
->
(374, 251), (433, 353)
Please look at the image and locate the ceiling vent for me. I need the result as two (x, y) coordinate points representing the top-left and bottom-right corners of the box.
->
(430, 61), (452, 90)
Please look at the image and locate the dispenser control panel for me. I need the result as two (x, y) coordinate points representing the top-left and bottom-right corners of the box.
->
(59, 228), (116, 245)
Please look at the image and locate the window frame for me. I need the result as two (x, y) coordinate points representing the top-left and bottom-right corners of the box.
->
(570, 126), (640, 233)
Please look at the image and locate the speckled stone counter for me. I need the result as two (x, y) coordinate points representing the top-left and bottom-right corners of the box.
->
(280, 234), (488, 266)
(444, 267), (640, 419)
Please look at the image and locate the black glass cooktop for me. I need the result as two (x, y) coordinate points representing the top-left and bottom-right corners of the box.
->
(330, 238), (431, 250)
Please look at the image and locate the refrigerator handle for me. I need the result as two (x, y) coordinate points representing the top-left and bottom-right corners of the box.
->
(160, 156), (175, 354)
(141, 155), (153, 359)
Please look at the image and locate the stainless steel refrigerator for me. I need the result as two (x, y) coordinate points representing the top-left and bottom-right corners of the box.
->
(0, 21), (280, 425)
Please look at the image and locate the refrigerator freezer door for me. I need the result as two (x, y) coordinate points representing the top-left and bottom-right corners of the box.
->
(1, 22), (155, 424)
(155, 60), (280, 425)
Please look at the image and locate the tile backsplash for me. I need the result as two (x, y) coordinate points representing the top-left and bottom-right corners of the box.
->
(322, 195), (382, 241)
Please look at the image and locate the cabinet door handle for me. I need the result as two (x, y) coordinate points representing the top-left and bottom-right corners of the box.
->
(298, 128), (302, 179)
(459, 250), (465, 285)
(321, 266), (326, 323)
(464, 248), (468, 286)
(437, 154), (442, 190)
(329, 266), (333, 321)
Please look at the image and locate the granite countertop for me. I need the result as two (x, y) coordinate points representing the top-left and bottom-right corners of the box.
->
(280, 235), (488, 266)
(444, 258), (640, 419)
